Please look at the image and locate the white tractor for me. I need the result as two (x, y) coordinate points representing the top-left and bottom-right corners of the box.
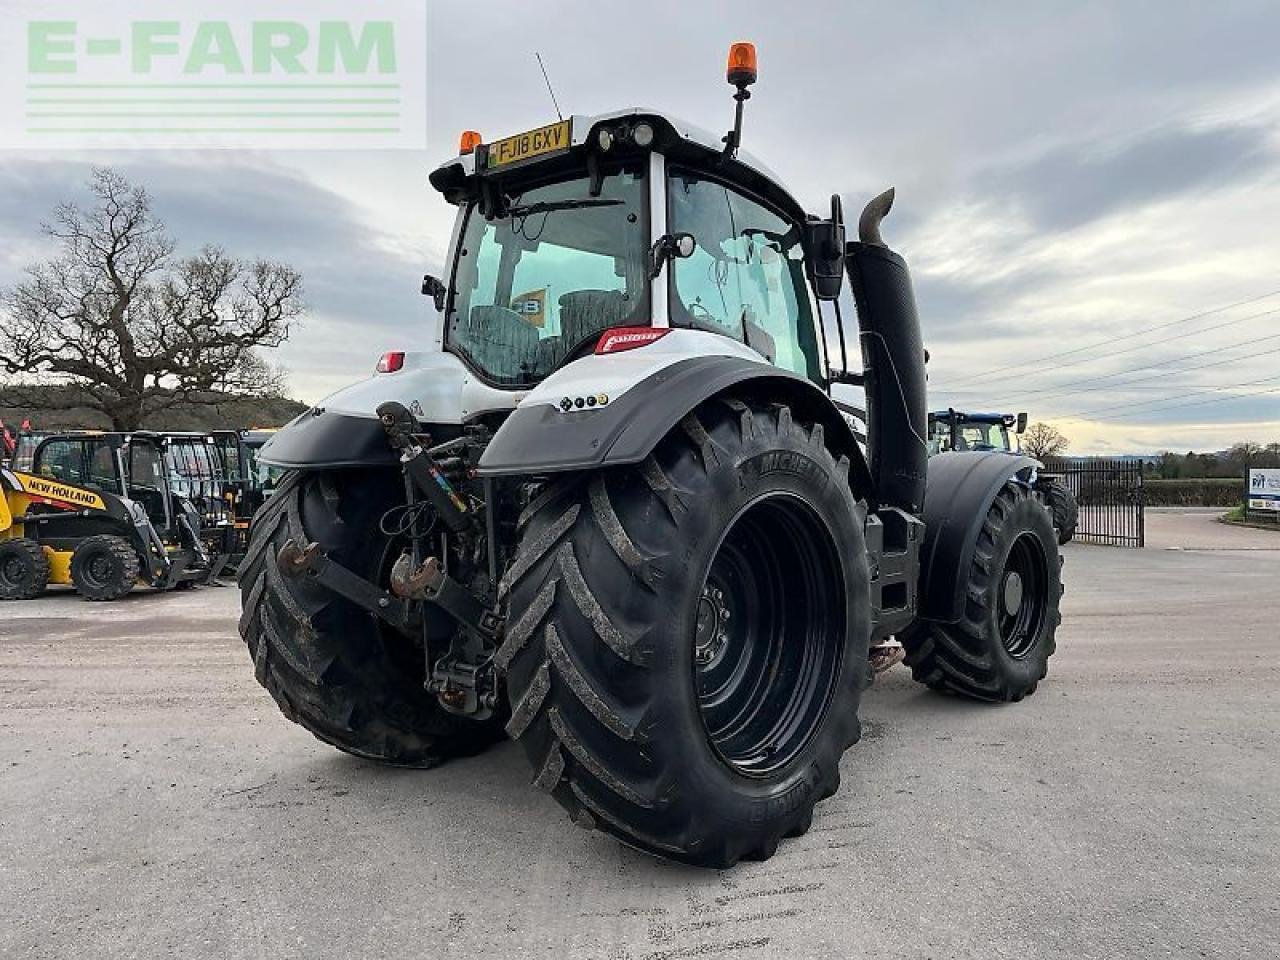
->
(240, 44), (1063, 867)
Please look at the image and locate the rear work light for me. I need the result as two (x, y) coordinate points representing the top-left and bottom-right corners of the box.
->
(594, 327), (670, 355)
(376, 351), (406, 373)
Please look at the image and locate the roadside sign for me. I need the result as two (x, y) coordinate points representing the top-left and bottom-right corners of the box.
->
(1247, 468), (1280, 512)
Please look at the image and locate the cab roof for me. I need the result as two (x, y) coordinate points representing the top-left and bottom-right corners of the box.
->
(428, 107), (808, 223)
(930, 410), (1016, 426)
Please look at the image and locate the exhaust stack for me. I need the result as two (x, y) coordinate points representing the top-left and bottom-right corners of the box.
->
(846, 188), (929, 513)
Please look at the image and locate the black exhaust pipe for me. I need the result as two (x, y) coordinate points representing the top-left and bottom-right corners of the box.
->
(846, 188), (929, 514)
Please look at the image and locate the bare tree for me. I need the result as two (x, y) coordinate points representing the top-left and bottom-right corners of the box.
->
(1023, 421), (1070, 460)
(0, 168), (304, 430)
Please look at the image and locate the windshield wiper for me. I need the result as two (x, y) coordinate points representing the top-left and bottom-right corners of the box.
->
(505, 197), (623, 217)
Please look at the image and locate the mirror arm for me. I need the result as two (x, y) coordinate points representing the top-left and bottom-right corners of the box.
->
(833, 296), (852, 381)
(829, 369), (865, 387)
(648, 240), (668, 279)
(649, 233), (694, 278)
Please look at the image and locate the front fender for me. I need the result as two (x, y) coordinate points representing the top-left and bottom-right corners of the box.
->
(256, 408), (399, 470)
(918, 450), (1040, 623)
(477, 352), (874, 498)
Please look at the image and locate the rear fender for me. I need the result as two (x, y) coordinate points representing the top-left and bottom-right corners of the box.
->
(918, 450), (1041, 623)
(477, 347), (874, 499)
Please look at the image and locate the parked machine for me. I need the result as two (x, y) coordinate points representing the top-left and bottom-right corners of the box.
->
(929, 408), (1026, 454)
(239, 44), (1065, 867)
(930, 408), (1078, 543)
(0, 432), (217, 600)
(212, 429), (280, 563)
(156, 432), (236, 574)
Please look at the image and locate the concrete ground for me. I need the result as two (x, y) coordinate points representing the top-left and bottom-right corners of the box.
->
(1, 510), (1276, 959)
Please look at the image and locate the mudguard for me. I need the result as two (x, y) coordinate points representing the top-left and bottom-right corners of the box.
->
(917, 450), (1040, 624)
(477, 354), (874, 496)
(255, 408), (398, 470)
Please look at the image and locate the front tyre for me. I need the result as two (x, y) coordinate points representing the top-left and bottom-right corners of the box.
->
(70, 535), (138, 601)
(501, 399), (871, 867)
(1043, 481), (1078, 544)
(902, 482), (1061, 701)
(0, 538), (49, 600)
(237, 469), (505, 766)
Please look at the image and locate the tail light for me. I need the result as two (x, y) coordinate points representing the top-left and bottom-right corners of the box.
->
(595, 327), (670, 355)
(376, 351), (405, 373)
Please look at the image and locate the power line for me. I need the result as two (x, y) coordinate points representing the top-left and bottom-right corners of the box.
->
(937, 327), (1280, 403)
(932, 304), (1280, 391)
(1055, 373), (1280, 420)
(942, 374), (1280, 394)
(936, 340), (1280, 401)
(935, 288), (1280, 388)
(1063, 382), (1280, 424)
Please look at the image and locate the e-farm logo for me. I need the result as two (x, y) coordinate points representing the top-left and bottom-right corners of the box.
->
(1, 0), (426, 149)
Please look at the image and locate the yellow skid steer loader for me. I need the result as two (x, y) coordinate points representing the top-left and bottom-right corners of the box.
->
(0, 432), (217, 601)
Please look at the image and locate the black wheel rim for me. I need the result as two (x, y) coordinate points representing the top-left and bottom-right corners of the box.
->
(83, 552), (114, 589)
(694, 493), (845, 778)
(1, 555), (27, 587)
(998, 532), (1049, 658)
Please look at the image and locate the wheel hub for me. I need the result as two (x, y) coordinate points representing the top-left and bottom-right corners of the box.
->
(694, 584), (731, 667)
(1001, 570), (1024, 617)
(2, 557), (23, 583)
(997, 532), (1050, 659)
(89, 556), (112, 582)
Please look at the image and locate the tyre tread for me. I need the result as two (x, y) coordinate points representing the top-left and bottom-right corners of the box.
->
(901, 483), (1061, 702)
(502, 397), (868, 867)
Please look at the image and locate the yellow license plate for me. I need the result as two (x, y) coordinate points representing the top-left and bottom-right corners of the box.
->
(486, 120), (572, 169)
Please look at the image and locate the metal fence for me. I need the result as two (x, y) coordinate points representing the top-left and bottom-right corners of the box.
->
(1044, 457), (1145, 547)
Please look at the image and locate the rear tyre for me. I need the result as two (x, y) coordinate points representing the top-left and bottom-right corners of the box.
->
(901, 482), (1061, 701)
(237, 469), (505, 767)
(501, 398), (870, 867)
(70, 535), (138, 601)
(0, 538), (49, 600)
(1043, 481), (1078, 544)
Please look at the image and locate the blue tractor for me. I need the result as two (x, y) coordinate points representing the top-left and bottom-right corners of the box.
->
(929, 409), (1077, 544)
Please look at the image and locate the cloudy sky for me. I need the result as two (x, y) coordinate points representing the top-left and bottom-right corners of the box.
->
(2, 0), (1279, 453)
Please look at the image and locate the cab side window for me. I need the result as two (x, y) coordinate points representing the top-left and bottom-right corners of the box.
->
(668, 171), (822, 381)
(34, 440), (88, 484)
(32, 439), (123, 494)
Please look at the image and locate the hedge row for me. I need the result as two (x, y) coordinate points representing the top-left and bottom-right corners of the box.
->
(1142, 478), (1244, 507)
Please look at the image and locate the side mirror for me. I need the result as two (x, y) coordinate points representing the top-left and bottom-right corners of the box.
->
(1016, 412), (1028, 434)
(650, 232), (697, 277)
(803, 194), (845, 301)
(421, 274), (447, 312)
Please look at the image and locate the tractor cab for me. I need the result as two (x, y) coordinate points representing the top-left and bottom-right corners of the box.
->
(423, 66), (825, 392)
(928, 409), (1028, 454)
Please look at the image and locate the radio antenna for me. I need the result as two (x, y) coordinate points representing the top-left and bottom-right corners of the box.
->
(535, 52), (564, 121)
